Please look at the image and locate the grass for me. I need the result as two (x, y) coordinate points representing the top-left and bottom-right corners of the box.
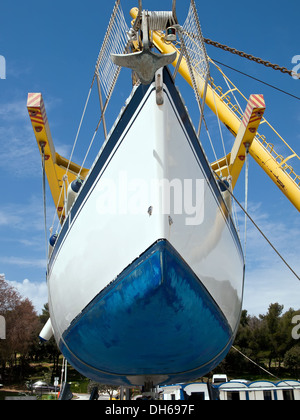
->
(1, 356), (90, 399)
(0, 391), (20, 401)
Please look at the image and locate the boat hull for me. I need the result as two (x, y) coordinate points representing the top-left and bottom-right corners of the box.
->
(48, 68), (244, 386)
(61, 240), (233, 386)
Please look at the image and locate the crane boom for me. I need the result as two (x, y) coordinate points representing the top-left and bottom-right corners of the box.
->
(27, 93), (89, 222)
(129, 7), (300, 212)
(211, 94), (266, 189)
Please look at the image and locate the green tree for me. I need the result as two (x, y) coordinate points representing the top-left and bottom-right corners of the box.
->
(261, 303), (284, 369)
(221, 304), (300, 378)
(284, 346), (300, 377)
(0, 274), (41, 382)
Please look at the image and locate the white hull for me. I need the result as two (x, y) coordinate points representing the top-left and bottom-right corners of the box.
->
(48, 69), (244, 386)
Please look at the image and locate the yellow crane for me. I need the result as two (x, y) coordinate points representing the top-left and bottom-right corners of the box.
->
(28, 5), (300, 222)
(27, 93), (89, 222)
(129, 6), (300, 212)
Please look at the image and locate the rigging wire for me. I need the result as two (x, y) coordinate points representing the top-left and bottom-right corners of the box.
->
(244, 144), (250, 260)
(78, 65), (123, 179)
(216, 175), (300, 282)
(66, 86), (93, 176)
(211, 58), (300, 101)
(232, 346), (300, 391)
(60, 357), (68, 388)
(49, 85), (94, 235)
(204, 38), (298, 79)
(50, 0), (129, 232)
(232, 346), (281, 381)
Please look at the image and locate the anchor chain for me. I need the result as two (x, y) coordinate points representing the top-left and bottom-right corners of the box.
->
(203, 38), (298, 78)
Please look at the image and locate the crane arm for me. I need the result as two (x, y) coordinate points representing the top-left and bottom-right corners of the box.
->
(212, 94), (266, 189)
(129, 7), (300, 212)
(27, 93), (88, 222)
(154, 32), (300, 211)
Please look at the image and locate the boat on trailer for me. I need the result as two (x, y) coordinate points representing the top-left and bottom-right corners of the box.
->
(34, 1), (245, 387)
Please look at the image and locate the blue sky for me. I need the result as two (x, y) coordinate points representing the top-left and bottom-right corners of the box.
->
(0, 0), (299, 316)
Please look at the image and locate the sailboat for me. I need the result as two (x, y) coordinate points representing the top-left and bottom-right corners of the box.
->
(29, 0), (299, 387)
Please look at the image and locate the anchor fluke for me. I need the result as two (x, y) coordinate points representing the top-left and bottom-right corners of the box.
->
(111, 49), (177, 85)
(111, 7), (177, 85)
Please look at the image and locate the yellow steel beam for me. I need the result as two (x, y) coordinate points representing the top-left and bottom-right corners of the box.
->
(27, 93), (88, 222)
(129, 7), (300, 212)
(212, 94), (266, 188)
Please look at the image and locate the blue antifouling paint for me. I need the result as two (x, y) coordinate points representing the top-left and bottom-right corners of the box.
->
(60, 240), (233, 385)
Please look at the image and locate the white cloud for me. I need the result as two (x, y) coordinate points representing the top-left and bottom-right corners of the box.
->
(7, 278), (48, 315)
(243, 263), (300, 316)
(0, 100), (28, 122)
(0, 196), (51, 233)
(0, 210), (22, 227)
(0, 256), (46, 269)
(0, 97), (69, 178)
(0, 125), (41, 177)
(238, 201), (300, 316)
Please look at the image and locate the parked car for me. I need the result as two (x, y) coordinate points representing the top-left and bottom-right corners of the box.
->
(32, 381), (60, 393)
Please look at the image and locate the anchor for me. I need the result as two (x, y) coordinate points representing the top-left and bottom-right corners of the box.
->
(111, 2), (177, 85)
